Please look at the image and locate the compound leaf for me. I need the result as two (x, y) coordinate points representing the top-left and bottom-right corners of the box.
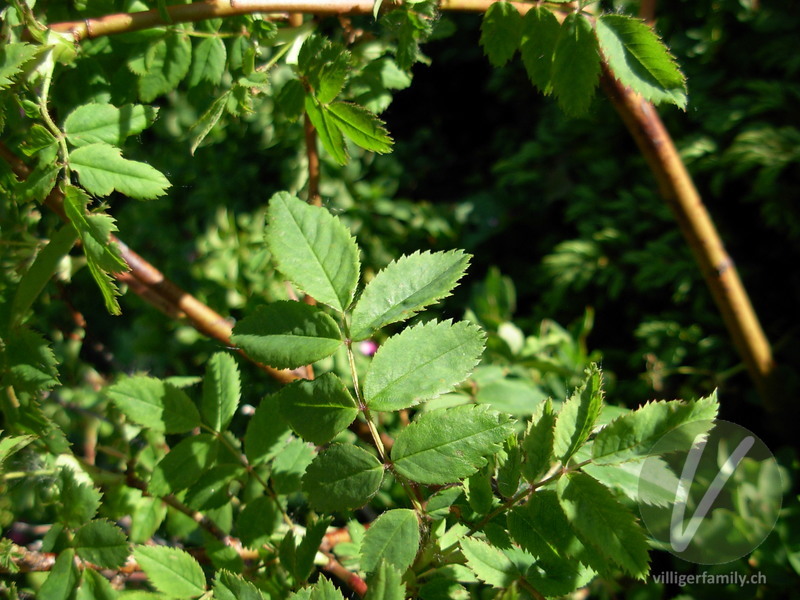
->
(364, 320), (485, 412)
(302, 444), (384, 512)
(266, 192), (359, 312)
(69, 143), (170, 200)
(106, 374), (200, 433)
(391, 404), (514, 484)
(350, 250), (470, 341)
(360, 509), (420, 574)
(133, 545), (206, 598)
(231, 301), (342, 369)
(553, 364), (603, 464)
(277, 373), (358, 445)
(557, 472), (650, 579)
(596, 14), (687, 108)
(73, 519), (129, 569)
(201, 352), (241, 432)
(480, 1), (522, 67)
(551, 13), (601, 116)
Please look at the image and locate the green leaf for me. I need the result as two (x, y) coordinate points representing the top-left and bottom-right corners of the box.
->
(73, 519), (129, 569)
(15, 163), (60, 203)
(63, 185), (128, 314)
(366, 560), (406, 600)
(326, 101), (394, 154)
(22, 124), (57, 157)
(364, 320), (485, 412)
(56, 468), (102, 529)
(189, 92), (229, 155)
(0, 432), (35, 468)
(133, 545), (206, 598)
(276, 79), (306, 122)
(583, 456), (679, 507)
(425, 486), (464, 520)
(39, 549), (79, 600)
(466, 465), (494, 514)
(507, 489), (608, 574)
(184, 464), (244, 510)
(596, 15), (687, 108)
(298, 36), (351, 105)
(295, 517), (332, 582)
(309, 577), (346, 600)
(590, 394), (718, 465)
(244, 394), (291, 466)
(480, 1), (522, 67)
(265, 192), (360, 312)
(230, 301), (342, 370)
(523, 552), (595, 597)
(0, 42), (40, 90)
(553, 364), (603, 464)
(350, 250), (470, 341)
(557, 472), (650, 579)
(272, 437), (315, 494)
(360, 509), (420, 574)
(130, 496), (167, 544)
(302, 444), (384, 511)
(213, 570), (264, 600)
(497, 437), (521, 497)
(201, 352), (240, 432)
(236, 495), (278, 549)
(521, 398), (555, 482)
(69, 143), (170, 200)
(77, 568), (119, 600)
(459, 538), (518, 588)
(149, 434), (218, 496)
(305, 94), (348, 165)
(10, 224), (77, 326)
(63, 103), (159, 148)
(188, 37), (226, 87)
(391, 404), (515, 484)
(129, 34), (192, 102)
(277, 373), (358, 445)
(106, 375), (201, 433)
(1, 327), (60, 393)
(520, 7), (560, 94)
(551, 13), (601, 116)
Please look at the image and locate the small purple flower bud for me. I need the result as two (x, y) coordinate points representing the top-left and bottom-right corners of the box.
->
(359, 340), (378, 357)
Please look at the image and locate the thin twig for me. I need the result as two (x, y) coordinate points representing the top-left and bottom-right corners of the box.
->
(598, 65), (776, 409)
(47, 0), (391, 41)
